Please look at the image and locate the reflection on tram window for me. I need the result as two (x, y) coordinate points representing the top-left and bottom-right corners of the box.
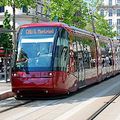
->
(16, 38), (54, 71)
(71, 34), (97, 79)
(81, 38), (96, 69)
(100, 41), (112, 67)
(54, 29), (69, 71)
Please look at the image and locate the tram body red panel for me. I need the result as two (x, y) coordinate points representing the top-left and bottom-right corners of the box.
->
(12, 71), (77, 95)
(85, 77), (98, 85)
(52, 71), (77, 93)
(12, 72), (54, 94)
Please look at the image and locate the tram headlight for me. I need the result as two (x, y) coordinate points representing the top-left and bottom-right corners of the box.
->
(12, 73), (20, 77)
(13, 73), (17, 77)
(49, 72), (53, 76)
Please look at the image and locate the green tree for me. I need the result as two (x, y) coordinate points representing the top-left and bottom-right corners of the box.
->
(85, 0), (117, 38)
(0, 0), (36, 29)
(48, 0), (89, 28)
(0, 0), (35, 8)
(85, 13), (117, 37)
(87, 0), (104, 11)
(0, 0), (36, 48)
(0, 10), (12, 50)
(95, 13), (117, 38)
(49, 0), (117, 38)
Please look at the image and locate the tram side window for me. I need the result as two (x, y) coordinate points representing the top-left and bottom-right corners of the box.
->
(72, 36), (78, 71)
(73, 37), (83, 70)
(111, 42), (120, 68)
(100, 41), (112, 67)
(54, 29), (69, 71)
(76, 37), (84, 69)
(115, 45), (120, 60)
(80, 38), (96, 68)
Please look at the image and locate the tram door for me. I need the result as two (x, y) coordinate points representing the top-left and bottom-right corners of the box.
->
(78, 50), (85, 86)
(73, 36), (85, 87)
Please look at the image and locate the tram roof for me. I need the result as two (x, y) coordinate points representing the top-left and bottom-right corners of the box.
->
(20, 22), (112, 42)
(20, 22), (70, 28)
(70, 26), (92, 35)
(20, 22), (93, 35)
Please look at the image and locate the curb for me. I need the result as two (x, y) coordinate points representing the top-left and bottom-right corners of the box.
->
(0, 91), (15, 100)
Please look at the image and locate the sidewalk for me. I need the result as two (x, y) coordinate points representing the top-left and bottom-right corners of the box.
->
(0, 80), (14, 100)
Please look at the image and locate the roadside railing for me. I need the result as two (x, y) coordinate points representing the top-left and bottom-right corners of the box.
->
(0, 48), (13, 82)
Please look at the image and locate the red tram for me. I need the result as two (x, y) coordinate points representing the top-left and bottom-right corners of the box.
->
(11, 22), (120, 98)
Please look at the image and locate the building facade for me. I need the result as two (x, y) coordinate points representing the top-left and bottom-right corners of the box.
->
(0, 0), (50, 29)
(99, 0), (120, 39)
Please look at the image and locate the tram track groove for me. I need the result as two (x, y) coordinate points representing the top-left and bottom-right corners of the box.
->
(87, 91), (120, 120)
(0, 96), (68, 114)
(0, 100), (33, 113)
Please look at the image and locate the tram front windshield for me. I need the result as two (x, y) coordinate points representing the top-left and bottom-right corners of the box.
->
(15, 27), (57, 72)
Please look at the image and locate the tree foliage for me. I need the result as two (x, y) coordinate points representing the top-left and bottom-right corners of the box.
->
(85, 0), (117, 38)
(49, 0), (117, 38)
(49, 0), (89, 28)
(0, 10), (12, 49)
(95, 13), (117, 38)
(0, 0), (36, 49)
(0, 0), (36, 8)
(88, 0), (104, 11)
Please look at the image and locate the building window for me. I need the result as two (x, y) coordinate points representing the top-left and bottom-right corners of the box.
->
(100, 9), (104, 16)
(117, 9), (120, 16)
(109, 9), (113, 16)
(109, 0), (112, 6)
(0, 6), (4, 13)
(108, 19), (112, 26)
(117, 26), (120, 34)
(117, 19), (120, 26)
(22, 6), (27, 13)
(117, 0), (120, 3)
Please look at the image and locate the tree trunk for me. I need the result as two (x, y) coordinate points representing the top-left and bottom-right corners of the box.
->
(12, 3), (16, 49)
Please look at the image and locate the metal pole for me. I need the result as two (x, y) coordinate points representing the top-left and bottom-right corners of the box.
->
(5, 50), (7, 82)
(12, 1), (16, 49)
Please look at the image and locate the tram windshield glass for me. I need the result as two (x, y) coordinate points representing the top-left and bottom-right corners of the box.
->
(15, 26), (57, 71)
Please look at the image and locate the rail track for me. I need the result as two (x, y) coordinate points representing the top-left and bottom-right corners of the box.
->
(0, 76), (120, 120)
(0, 95), (70, 114)
(87, 91), (120, 120)
(0, 100), (33, 113)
